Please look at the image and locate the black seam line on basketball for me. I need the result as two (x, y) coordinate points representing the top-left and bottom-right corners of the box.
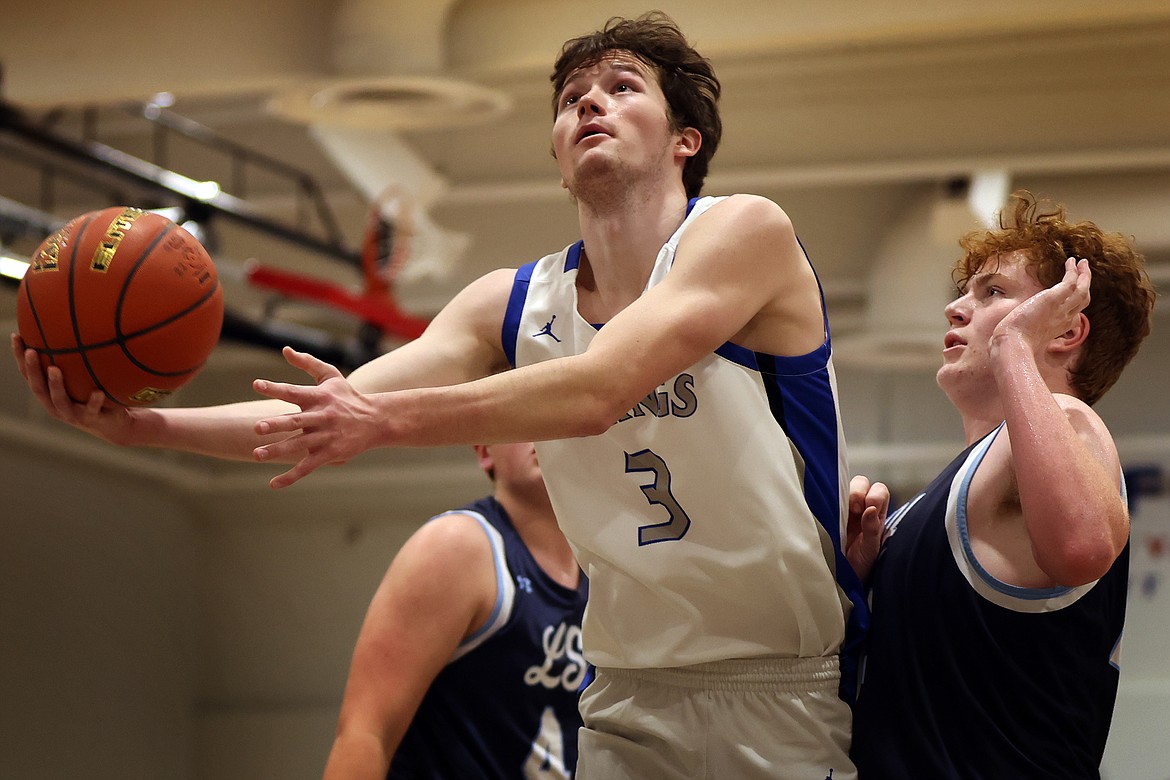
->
(75, 215), (170, 403)
(21, 269), (53, 358)
(66, 212), (107, 399)
(113, 222), (184, 375)
(117, 280), (222, 376)
(33, 281), (223, 376)
(115, 222), (175, 340)
(34, 280), (222, 374)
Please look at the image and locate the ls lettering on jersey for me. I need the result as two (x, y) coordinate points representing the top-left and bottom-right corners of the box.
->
(525, 621), (587, 691)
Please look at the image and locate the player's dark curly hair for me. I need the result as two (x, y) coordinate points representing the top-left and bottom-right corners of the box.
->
(550, 12), (722, 199)
(954, 190), (1157, 405)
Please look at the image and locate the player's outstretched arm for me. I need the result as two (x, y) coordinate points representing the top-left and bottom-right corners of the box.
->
(12, 332), (292, 458)
(247, 269), (515, 486)
(322, 513), (497, 780)
(10, 266), (511, 463)
(253, 195), (818, 489)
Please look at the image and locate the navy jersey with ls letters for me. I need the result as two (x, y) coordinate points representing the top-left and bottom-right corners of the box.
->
(388, 496), (590, 780)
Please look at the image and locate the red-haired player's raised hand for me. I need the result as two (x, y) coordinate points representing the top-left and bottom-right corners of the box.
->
(993, 257), (1091, 359)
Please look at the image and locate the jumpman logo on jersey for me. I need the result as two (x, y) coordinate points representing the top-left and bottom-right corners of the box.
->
(533, 315), (561, 342)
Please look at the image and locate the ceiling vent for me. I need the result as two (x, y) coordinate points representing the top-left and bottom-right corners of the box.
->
(267, 75), (512, 131)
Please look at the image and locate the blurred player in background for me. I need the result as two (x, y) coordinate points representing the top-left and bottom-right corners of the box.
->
(323, 442), (587, 780)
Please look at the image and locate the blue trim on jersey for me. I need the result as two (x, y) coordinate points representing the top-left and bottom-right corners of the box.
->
(753, 345), (869, 704)
(955, 424), (1076, 601)
(714, 341), (759, 368)
(563, 241), (583, 272)
(796, 236), (832, 339)
(714, 338), (832, 374)
(752, 354), (839, 535)
(714, 234), (867, 702)
(503, 261), (537, 369)
(713, 341), (757, 368)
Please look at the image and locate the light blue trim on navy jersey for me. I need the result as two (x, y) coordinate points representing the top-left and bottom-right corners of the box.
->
(502, 261), (537, 369)
(434, 510), (515, 660)
(1109, 633), (1122, 671)
(955, 423), (1076, 601)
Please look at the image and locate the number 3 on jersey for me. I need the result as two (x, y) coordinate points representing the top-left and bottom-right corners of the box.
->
(625, 449), (692, 545)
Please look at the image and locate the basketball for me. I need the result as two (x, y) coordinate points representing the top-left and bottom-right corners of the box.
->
(16, 206), (224, 406)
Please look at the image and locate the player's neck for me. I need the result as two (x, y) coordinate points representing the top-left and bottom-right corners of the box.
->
(576, 171), (687, 239)
(945, 386), (1001, 445)
(959, 412), (1004, 447)
(499, 490), (580, 589)
(952, 362), (1076, 445)
(575, 187), (690, 314)
(507, 500), (580, 591)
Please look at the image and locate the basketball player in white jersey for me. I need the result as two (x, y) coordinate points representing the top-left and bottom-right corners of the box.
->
(15, 13), (863, 779)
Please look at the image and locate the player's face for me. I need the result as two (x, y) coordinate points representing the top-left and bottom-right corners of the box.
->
(937, 250), (1045, 394)
(483, 441), (544, 492)
(550, 51), (682, 196)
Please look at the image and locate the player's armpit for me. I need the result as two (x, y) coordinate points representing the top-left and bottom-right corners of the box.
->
(346, 267), (517, 395)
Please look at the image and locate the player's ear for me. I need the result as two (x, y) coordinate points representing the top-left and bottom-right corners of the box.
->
(473, 444), (494, 474)
(675, 127), (701, 159)
(1051, 312), (1090, 353)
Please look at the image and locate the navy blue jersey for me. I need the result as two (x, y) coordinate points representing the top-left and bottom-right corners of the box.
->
(388, 496), (590, 780)
(852, 424), (1127, 779)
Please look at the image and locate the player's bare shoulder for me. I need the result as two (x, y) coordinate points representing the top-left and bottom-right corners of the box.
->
(699, 193), (795, 240)
(413, 511), (496, 564)
(696, 195), (822, 355)
(677, 194), (798, 274)
(1056, 392), (1122, 471)
(427, 267), (518, 372)
(442, 267), (517, 321)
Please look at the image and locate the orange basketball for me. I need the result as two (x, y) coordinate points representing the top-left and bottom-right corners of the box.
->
(16, 206), (224, 406)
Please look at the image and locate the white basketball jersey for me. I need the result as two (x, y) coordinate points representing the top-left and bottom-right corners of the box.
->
(503, 196), (857, 670)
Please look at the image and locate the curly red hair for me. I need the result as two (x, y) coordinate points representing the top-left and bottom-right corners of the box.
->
(954, 190), (1156, 405)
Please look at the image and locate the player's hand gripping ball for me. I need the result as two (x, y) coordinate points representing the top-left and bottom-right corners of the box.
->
(16, 206), (224, 406)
